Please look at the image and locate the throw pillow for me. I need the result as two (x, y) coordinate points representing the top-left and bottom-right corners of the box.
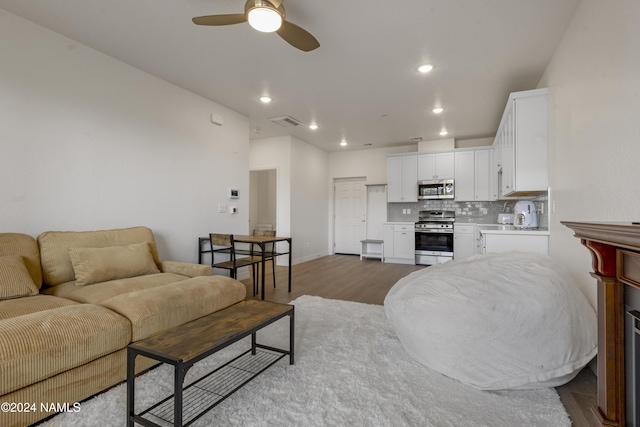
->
(0, 255), (40, 300)
(68, 242), (161, 286)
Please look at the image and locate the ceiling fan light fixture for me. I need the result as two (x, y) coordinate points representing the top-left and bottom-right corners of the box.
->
(248, 4), (283, 33)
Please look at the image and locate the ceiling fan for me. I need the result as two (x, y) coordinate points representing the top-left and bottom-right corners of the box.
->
(192, 0), (320, 52)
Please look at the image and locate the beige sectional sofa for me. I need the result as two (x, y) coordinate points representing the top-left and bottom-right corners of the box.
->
(0, 226), (246, 427)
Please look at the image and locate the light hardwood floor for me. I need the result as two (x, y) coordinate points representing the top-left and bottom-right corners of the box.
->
(240, 254), (597, 427)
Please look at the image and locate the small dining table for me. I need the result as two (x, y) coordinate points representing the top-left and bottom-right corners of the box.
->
(198, 235), (292, 300)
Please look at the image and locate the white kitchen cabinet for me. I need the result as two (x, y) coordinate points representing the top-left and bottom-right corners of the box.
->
(387, 155), (417, 202)
(494, 88), (548, 197)
(474, 149), (491, 201)
(454, 150), (474, 201)
(417, 152), (455, 180)
(454, 149), (493, 202)
(482, 233), (548, 255)
(493, 138), (502, 173)
(489, 148), (499, 201)
(454, 224), (477, 260)
(499, 106), (515, 197)
(383, 223), (415, 264)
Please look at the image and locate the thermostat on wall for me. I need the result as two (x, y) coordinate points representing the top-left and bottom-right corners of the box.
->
(228, 188), (239, 199)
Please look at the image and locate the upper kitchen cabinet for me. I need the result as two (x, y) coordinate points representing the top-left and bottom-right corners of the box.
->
(387, 154), (418, 202)
(474, 149), (492, 201)
(494, 88), (548, 198)
(454, 150), (474, 201)
(417, 152), (455, 180)
(454, 148), (493, 201)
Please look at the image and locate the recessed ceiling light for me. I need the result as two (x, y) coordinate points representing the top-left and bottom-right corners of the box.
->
(439, 130), (449, 136)
(432, 107), (444, 114)
(309, 123), (318, 130)
(418, 64), (434, 73)
(340, 140), (348, 147)
(259, 96), (272, 103)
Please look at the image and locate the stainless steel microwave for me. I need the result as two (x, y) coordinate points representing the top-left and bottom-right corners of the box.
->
(418, 179), (455, 200)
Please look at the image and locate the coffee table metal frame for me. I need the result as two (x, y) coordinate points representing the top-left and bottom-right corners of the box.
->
(126, 301), (294, 427)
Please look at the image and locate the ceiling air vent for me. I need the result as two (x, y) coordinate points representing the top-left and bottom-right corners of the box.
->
(270, 116), (302, 127)
(409, 136), (424, 142)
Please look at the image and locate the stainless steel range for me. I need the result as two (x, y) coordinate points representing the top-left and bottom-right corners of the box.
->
(415, 210), (455, 265)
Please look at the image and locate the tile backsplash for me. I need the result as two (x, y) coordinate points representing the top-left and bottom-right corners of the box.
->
(387, 195), (549, 229)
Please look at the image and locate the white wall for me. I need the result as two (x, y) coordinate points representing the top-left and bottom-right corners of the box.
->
(249, 135), (329, 264)
(418, 138), (455, 152)
(328, 145), (417, 186)
(249, 136), (291, 244)
(0, 11), (250, 263)
(456, 137), (494, 149)
(539, 0), (640, 307)
(291, 137), (330, 263)
(327, 145), (416, 252)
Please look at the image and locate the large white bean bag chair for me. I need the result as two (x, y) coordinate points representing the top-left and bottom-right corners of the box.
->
(384, 251), (597, 390)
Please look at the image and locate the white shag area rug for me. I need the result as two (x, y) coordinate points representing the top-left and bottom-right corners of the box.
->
(42, 295), (571, 427)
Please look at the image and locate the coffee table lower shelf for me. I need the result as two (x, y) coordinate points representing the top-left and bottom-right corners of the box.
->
(127, 300), (294, 427)
(139, 347), (286, 427)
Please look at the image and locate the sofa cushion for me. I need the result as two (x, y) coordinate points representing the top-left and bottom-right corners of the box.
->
(0, 304), (131, 396)
(38, 226), (160, 286)
(68, 242), (161, 286)
(100, 275), (246, 341)
(0, 295), (78, 321)
(0, 233), (42, 288)
(41, 272), (194, 304)
(0, 256), (39, 300)
(159, 260), (212, 277)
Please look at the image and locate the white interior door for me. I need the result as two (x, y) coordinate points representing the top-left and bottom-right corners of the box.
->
(334, 178), (366, 254)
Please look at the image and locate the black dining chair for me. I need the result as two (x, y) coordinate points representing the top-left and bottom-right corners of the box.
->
(209, 233), (262, 296)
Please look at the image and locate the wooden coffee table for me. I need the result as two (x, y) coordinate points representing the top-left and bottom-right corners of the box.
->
(126, 300), (294, 427)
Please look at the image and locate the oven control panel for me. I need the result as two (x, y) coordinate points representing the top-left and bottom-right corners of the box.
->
(415, 222), (454, 230)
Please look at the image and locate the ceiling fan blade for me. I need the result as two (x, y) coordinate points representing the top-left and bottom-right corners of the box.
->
(276, 21), (320, 52)
(192, 14), (247, 26)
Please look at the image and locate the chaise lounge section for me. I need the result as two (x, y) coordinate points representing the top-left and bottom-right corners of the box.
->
(0, 226), (246, 427)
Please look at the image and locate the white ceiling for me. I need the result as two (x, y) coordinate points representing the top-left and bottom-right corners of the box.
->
(0, 0), (581, 152)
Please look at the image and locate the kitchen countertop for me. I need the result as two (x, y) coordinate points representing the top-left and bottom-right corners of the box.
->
(477, 224), (549, 235)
